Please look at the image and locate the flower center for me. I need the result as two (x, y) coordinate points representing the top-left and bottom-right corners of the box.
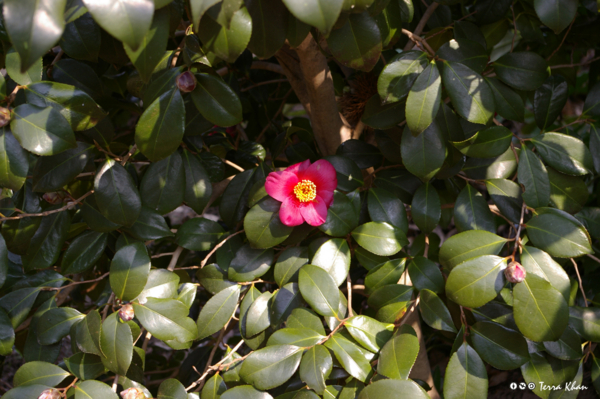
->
(294, 180), (317, 202)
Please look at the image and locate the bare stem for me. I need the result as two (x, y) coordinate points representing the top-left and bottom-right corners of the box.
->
(571, 258), (589, 306)
(0, 191), (93, 222)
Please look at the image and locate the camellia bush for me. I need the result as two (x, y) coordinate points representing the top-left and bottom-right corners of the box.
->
(4, 0), (600, 398)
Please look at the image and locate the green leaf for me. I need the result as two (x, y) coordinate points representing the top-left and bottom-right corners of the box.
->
(474, 0), (512, 24)
(176, 217), (225, 251)
(441, 61), (494, 124)
(197, 285), (240, 340)
(530, 132), (593, 176)
(585, 83), (600, 117)
(526, 209), (592, 257)
(436, 39), (488, 73)
(357, 379), (428, 398)
(0, 128), (28, 192)
(122, 206), (174, 240)
(22, 210), (71, 271)
(299, 345), (332, 394)
(518, 146), (550, 209)
(75, 310), (102, 355)
(364, 258), (406, 294)
(5, 47), (42, 85)
(327, 12), (382, 72)
(470, 321), (529, 370)
(201, 374), (227, 399)
(405, 61), (441, 135)
(463, 147), (518, 180)
(376, 325), (418, 380)
(420, 289), (456, 333)
(64, 352), (104, 381)
(270, 283), (302, 326)
(3, 0), (66, 71)
(110, 242), (151, 302)
(543, 326), (582, 361)
(245, 197), (294, 249)
(220, 385), (273, 399)
(411, 183), (440, 235)
(197, 6), (252, 63)
(521, 352), (556, 399)
(452, 126), (512, 159)
(361, 96), (406, 129)
(228, 244), (274, 282)
(352, 222), (408, 256)
(298, 264), (340, 317)
(408, 257), (444, 294)
(158, 379), (188, 399)
(377, 51), (428, 104)
(346, 315), (393, 352)
(336, 140), (383, 169)
(443, 342), (488, 399)
(245, 291), (272, 337)
(136, 88), (185, 162)
(100, 312), (132, 375)
(0, 308), (15, 355)
(446, 255), (506, 308)
(513, 273), (568, 342)
(13, 361), (70, 387)
(267, 327), (324, 347)
(281, 0), (343, 35)
(485, 77), (525, 122)
(323, 155), (363, 192)
(521, 246), (570, 301)
(319, 191), (360, 237)
(0, 288), (40, 329)
(2, 385), (53, 399)
(368, 284), (413, 311)
(274, 247), (309, 287)
(62, 231), (108, 274)
(182, 149), (212, 214)
(37, 307), (84, 345)
(569, 307), (600, 341)
(140, 151), (185, 214)
(493, 52), (548, 91)
(60, 13), (101, 62)
(534, 76), (568, 130)
(485, 179), (522, 224)
(454, 184), (496, 233)
(548, 167), (588, 215)
(239, 345), (303, 390)
(133, 297), (198, 342)
(32, 142), (95, 192)
(94, 158), (142, 227)
(311, 238), (351, 287)
(286, 308), (326, 336)
(192, 73), (242, 127)
(246, 0), (287, 59)
(83, 0), (154, 50)
(401, 122), (446, 182)
(73, 380), (119, 399)
(10, 104), (76, 156)
(534, 0), (578, 34)
(367, 188), (408, 232)
(324, 333), (372, 382)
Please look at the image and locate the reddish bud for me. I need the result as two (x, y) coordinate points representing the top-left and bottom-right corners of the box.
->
(120, 387), (146, 399)
(39, 389), (62, 399)
(42, 192), (65, 204)
(176, 71), (196, 93)
(119, 304), (135, 322)
(505, 261), (526, 283)
(0, 107), (10, 127)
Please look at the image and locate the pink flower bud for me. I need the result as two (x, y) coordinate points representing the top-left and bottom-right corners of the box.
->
(119, 304), (135, 322)
(39, 388), (62, 399)
(176, 71), (196, 93)
(120, 387), (146, 399)
(42, 192), (65, 204)
(505, 261), (526, 283)
(0, 107), (10, 127)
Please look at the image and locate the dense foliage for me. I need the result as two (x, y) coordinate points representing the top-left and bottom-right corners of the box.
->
(2, 0), (600, 398)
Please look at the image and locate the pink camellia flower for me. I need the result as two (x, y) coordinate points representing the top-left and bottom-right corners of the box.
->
(265, 159), (337, 227)
(505, 261), (526, 283)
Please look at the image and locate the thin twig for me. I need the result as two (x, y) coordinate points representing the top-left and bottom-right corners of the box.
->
(551, 55), (600, 69)
(221, 158), (245, 172)
(554, 118), (595, 131)
(347, 274), (354, 318)
(44, 272), (110, 291)
(120, 144), (137, 166)
(547, 17), (576, 62)
(511, 202), (527, 259)
(587, 253), (600, 265)
(0, 191), (93, 222)
(167, 246), (184, 271)
(403, 2), (439, 51)
(102, 293), (115, 321)
(198, 230), (246, 269)
(401, 29), (435, 56)
(571, 258), (589, 306)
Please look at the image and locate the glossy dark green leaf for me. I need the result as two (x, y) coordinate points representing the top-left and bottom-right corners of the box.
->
(311, 238), (351, 287)
(183, 149), (212, 214)
(446, 255), (506, 308)
(319, 191), (359, 237)
(463, 147), (518, 180)
(441, 61), (494, 124)
(99, 312), (132, 375)
(543, 326), (582, 361)
(53, 58), (104, 98)
(274, 247), (309, 287)
(361, 96), (406, 129)
(470, 321), (529, 370)
(10, 104), (76, 156)
(5, 47), (42, 85)
(420, 289), (456, 332)
(453, 126), (512, 159)
(444, 342), (488, 399)
(140, 151), (185, 214)
(133, 297), (198, 342)
(37, 307), (84, 345)
(201, 374), (227, 399)
(367, 187), (408, 232)
(401, 122), (446, 181)
(299, 345), (331, 394)
(286, 308), (326, 336)
(270, 283), (302, 326)
(352, 221), (408, 256)
(124, 9), (169, 82)
(521, 246), (570, 301)
(1, 385), (51, 399)
(176, 217), (225, 251)
(158, 379), (187, 399)
(239, 344), (303, 390)
(0, 287), (41, 329)
(323, 155), (363, 191)
(0, 308), (14, 355)
(192, 73), (242, 127)
(122, 206), (174, 240)
(336, 140), (383, 169)
(521, 352), (556, 399)
(518, 146), (550, 209)
(530, 132), (593, 176)
(298, 264), (339, 317)
(324, 333), (372, 382)
(359, 379), (428, 398)
(327, 12), (381, 72)
(569, 307), (600, 341)
(485, 77), (525, 122)
(3, 0), (66, 71)
(73, 380), (119, 399)
(436, 39), (488, 73)
(534, 76), (568, 130)
(493, 52), (548, 91)
(94, 158), (142, 227)
(411, 183), (440, 234)
(21, 208), (70, 271)
(377, 51), (428, 104)
(346, 315), (393, 352)
(197, 285), (240, 340)
(485, 179), (522, 224)
(367, 284), (413, 311)
(197, 6), (252, 63)
(0, 129), (28, 191)
(534, 0), (578, 34)
(60, 13), (100, 62)
(83, 0), (153, 50)
(246, 0), (287, 59)
(32, 142), (95, 192)
(245, 197), (293, 249)
(364, 258), (406, 294)
(267, 327), (324, 347)
(61, 230), (107, 274)
(548, 167), (588, 215)
(13, 361), (70, 387)
(454, 184), (496, 233)
(110, 242), (151, 301)
(405, 61), (441, 135)
(526, 209), (592, 257)
(228, 244), (274, 282)
(281, 0), (343, 35)
(81, 195), (122, 232)
(408, 256), (444, 293)
(474, 0), (511, 24)
(245, 291), (272, 337)
(376, 325), (418, 380)
(75, 310), (102, 355)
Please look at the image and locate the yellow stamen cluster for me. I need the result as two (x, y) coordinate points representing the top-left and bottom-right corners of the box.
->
(294, 180), (317, 202)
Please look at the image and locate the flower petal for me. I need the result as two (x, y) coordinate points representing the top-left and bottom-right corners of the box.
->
(286, 159), (311, 175)
(265, 171), (299, 202)
(280, 197), (304, 226)
(318, 189), (334, 207)
(300, 196), (328, 226)
(303, 159), (338, 196)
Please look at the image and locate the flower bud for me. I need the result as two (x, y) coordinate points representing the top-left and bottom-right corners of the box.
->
(120, 387), (146, 399)
(39, 388), (62, 399)
(119, 304), (135, 322)
(0, 107), (11, 127)
(42, 192), (65, 204)
(176, 71), (196, 93)
(505, 261), (526, 283)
